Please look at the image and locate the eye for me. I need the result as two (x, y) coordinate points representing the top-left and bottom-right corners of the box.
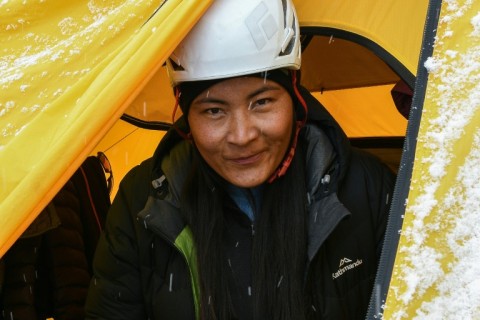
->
(207, 107), (221, 114)
(205, 107), (225, 118)
(250, 97), (273, 111)
(256, 98), (270, 106)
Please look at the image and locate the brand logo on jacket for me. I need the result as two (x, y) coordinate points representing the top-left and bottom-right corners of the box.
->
(338, 257), (352, 267)
(332, 257), (363, 280)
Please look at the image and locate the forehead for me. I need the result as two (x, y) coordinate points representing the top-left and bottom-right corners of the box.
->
(196, 76), (286, 99)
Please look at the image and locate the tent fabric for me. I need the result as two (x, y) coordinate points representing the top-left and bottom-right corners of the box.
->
(383, 0), (480, 318)
(0, 0), (213, 257)
(122, 64), (178, 129)
(93, 120), (165, 199)
(300, 35), (402, 91)
(313, 85), (407, 138)
(294, 0), (429, 77)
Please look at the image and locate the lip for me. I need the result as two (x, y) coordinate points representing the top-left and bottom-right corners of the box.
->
(228, 152), (263, 165)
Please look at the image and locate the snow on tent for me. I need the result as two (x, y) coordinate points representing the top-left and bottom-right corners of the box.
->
(3, 0), (479, 318)
(378, 0), (480, 318)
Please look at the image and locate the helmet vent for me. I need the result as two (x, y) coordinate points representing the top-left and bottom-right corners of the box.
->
(168, 58), (184, 71)
(279, 0), (296, 56)
(280, 16), (296, 56)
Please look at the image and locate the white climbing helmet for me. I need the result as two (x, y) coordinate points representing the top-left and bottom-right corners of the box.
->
(166, 0), (301, 86)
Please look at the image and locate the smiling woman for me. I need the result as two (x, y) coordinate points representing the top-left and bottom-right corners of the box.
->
(188, 77), (294, 188)
(85, 0), (396, 319)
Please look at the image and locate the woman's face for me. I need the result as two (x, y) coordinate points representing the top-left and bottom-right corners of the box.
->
(188, 76), (294, 188)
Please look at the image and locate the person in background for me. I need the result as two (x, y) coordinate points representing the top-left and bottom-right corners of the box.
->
(391, 79), (414, 119)
(85, 0), (395, 319)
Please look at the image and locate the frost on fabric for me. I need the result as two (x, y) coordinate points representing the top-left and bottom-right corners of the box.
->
(390, 1), (480, 319)
(472, 12), (480, 35)
(412, 130), (480, 319)
(0, 0), (148, 145)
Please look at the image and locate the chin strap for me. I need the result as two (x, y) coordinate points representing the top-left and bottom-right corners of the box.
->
(172, 87), (192, 140)
(268, 70), (308, 183)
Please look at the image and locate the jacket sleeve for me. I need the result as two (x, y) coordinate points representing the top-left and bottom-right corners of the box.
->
(85, 160), (153, 320)
(362, 150), (396, 259)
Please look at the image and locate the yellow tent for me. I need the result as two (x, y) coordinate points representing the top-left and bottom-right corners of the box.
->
(5, 0), (479, 317)
(381, 0), (480, 318)
(0, 0), (213, 257)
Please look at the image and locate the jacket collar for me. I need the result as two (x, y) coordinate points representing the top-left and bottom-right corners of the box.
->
(302, 123), (352, 261)
(138, 140), (193, 243)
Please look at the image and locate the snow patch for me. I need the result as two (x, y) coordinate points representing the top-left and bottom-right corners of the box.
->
(391, 1), (480, 318)
(472, 12), (480, 35)
(424, 57), (442, 73)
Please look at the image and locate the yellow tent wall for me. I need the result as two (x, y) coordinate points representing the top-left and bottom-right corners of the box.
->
(0, 0), (213, 257)
(294, 0), (428, 77)
(383, 0), (480, 318)
(92, 121), (165, 200)
(313, 85), (407, 138)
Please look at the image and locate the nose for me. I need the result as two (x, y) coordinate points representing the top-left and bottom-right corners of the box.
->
(226, 110), (260, 146)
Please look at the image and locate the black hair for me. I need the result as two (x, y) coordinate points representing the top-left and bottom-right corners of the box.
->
(177, 69), (302, 116)
(180, 150), (233, 319)
(180, 131), (308, 319)
(252, 135), (308, 319)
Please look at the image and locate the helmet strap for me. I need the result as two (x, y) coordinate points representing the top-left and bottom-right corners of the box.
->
(267, 70), (307, 183)
(172, 87), (192, 140)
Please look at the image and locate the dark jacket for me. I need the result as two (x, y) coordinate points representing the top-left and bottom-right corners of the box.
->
(85, 87), (395, 319)
(1, 156), (110, 320)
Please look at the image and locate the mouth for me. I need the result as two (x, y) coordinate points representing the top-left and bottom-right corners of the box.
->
(228, 152), (262, 165)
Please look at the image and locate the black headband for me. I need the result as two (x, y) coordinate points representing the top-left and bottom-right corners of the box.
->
(176, 69), (298, 115)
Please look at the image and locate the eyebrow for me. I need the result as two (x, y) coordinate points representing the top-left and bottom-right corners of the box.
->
(193, 85), (282, 105)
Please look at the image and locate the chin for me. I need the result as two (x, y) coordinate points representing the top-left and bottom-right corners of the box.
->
(230, 178), (266, 188)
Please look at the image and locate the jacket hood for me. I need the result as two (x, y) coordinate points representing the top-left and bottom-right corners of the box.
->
(298, 85), (352, 189)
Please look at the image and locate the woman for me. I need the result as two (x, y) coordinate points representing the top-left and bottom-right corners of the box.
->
(86, 0), (395, 319)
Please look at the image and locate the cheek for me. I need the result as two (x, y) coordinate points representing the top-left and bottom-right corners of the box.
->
(266, 107), (294, 147)
(193, 134), (218, 156)
(188, 115), (222, 154)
